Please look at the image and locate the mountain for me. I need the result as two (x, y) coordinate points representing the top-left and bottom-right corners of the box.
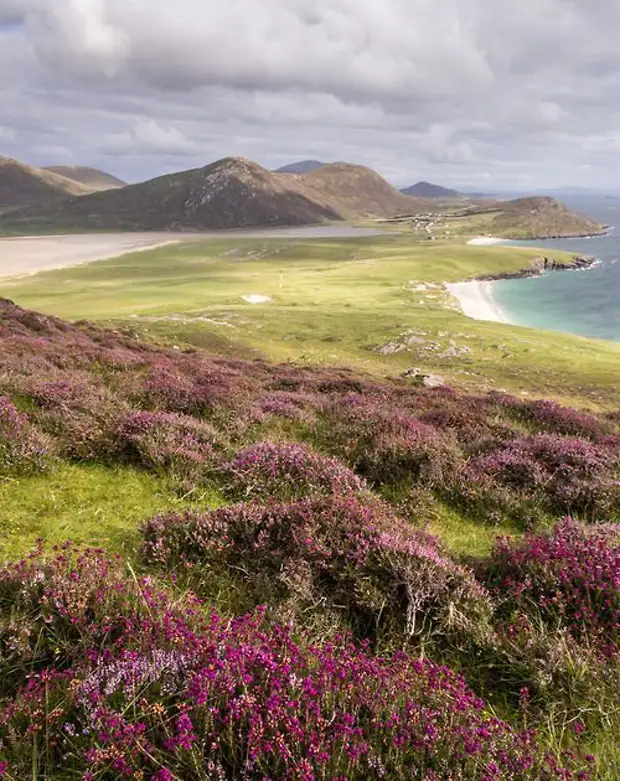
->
(477, 196), (606, 239)
(400, 181), (461, 199)
(2, 157), (426, 232)
(274, 160), (326, 174)
(0, 156), (94, 208)
(3, 157), (341, 231)
(43, 166), (126, 191)
(284, 162), (424, 219)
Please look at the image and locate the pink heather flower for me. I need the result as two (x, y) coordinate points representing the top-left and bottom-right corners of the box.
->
(152, 770), (173, 781)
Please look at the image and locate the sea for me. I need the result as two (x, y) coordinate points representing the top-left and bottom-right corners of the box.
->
(491, 196), (620, 342)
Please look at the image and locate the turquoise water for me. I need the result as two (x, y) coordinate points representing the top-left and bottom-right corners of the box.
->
(491, 196), (620, 342)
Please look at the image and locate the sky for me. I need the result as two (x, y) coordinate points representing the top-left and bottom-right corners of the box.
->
(2, 0), (620, 190)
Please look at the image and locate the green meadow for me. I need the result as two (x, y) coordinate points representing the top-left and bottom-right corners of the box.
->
(3, 232), (619, 408)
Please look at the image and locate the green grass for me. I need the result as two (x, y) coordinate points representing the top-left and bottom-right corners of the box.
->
(0, 463), (224, 561)
(427, 504), (519, 558)
(0, 232), (618, 777)
(3, 232), (618, 408)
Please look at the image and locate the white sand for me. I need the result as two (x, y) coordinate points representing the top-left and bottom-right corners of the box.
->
(467, 237), (507, 246)
(0, 226), (392, 281)
(242, 294), (272, 304)
(0, 233), (182, 279)
(445, 280), (511, 324)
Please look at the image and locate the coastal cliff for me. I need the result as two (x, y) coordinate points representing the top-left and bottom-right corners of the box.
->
(477, 254), (595, 281)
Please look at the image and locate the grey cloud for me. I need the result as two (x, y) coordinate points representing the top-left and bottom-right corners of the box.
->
(2, 1), (620, 189)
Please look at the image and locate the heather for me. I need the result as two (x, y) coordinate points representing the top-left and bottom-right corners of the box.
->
(114, 410), (224, 492)
(223, 441), (367, 501)
(0, 395), (51, 475)
(460, 435), (619, 522)
(141, 495), (489, 641)
(0, 298), (618, 776)
(483, 520), (620, 654)
(0, 299), (616, 527)
(0, 547), (588, 780)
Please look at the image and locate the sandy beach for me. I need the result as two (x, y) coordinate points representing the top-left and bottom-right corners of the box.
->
(0, 234), (185, 279)
(445, 280), (511, 324)
(467, 237), (507, 246)
(0, 226), (388, 281)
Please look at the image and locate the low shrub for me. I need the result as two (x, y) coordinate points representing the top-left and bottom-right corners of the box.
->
(318, 396), (461, 489)
(503, 397), (615, 442)
(134, 358), (240, 417)
(257, 390), (320, 423)
(223, 440), (366, 501)
(0, 548), (586, 780)
(24, 376), (126, 460)
(459, 434), (619, 521)
(483, 520), (620, 655)
(141, 495), (490, 643)
(419, 406), (518, 457)
(0, 395), (51, 475)
(114, 410), (224, 491)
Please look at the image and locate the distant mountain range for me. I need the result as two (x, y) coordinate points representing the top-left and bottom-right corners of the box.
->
(1, 157), (427, 232)
(0, 154), (606, 239)
(274, 160), (327, 174)
(400, 181), (462, 199)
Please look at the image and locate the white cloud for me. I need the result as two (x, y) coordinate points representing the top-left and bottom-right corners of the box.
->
(2, 1), (620, 189)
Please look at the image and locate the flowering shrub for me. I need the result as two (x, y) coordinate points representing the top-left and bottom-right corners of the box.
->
(114, 410), (224, 490)
(503, 397), (615, 442)
(0, 395), (51, 475)
(134, 357), (242, 417)
(223, 440), (367, 501)
(483, 520), (620, 654)
(419, 406), (518, 457)
(257, 390), (320, 422)
(318, 396), (461, 488)
(0, 547), (586, 780)
(142, 496), (489, 641)
(461, 435), (619, 521)
(23, 375), (126, 460)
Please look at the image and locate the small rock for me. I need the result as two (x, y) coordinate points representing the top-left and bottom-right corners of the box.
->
(401, 368), (446, 388)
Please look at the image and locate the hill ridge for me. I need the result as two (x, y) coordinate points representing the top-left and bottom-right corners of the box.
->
(401, 181), (462, 199)
(1, 156), (424, 231)
(43, 165), (126, 191)
(0, 156), (94, 208)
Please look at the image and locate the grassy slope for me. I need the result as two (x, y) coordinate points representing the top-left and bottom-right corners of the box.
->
(0, 464), (225, 561)
(0, 236), (617, 774)
(0, 230), (617, 564)
(2, 233), (618, 408)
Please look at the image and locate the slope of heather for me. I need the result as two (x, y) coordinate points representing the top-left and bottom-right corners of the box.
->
(401, 180), (462, 198)
(0, 156), (93, 208)
(274, 159), (327, 173)
(43, 165), (126, 191)
(0, 298), (618, 776)
(488, 196), (606, 239)
(1, 157), (428, 231)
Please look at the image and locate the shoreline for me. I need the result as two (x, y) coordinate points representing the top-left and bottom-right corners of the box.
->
(445, 280), (512, 324)
(467, 226), (610, 245)
(447, 256), (598, 326)
(0, 226), (388, 281)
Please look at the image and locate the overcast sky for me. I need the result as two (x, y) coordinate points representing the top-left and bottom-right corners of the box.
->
(2, 0), (620, 189)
